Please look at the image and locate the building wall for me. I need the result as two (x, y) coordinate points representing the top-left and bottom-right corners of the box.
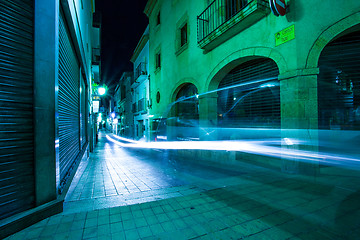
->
(147, 0), (360, 112)
(0, 0), (96, 237)
(132, 29), (151, 141)
(145, 0), (360, 172)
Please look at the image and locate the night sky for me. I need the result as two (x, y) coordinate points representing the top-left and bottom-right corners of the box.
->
(95, 0), (148, 93)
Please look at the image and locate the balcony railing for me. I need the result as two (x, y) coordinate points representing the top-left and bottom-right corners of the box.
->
(197, 0), (269, 51)
(198, 0), (250, 42)
(134, 62), (147, 81)
(138, 98), (146, 113)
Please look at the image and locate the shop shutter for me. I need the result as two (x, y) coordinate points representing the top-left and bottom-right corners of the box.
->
(80, 77), (86, 147)
(318, 31), (360, 130)
(0, 0), (35, 220)
(58, 9), (80, 187)
(218, 58), (280, 128)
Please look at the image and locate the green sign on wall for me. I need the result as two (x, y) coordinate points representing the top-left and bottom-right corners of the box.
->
(275, 25), (295, 46)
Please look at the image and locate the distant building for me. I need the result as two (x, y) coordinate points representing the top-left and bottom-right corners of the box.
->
(91, 11), (102, 151)
(144, 0), (360, 172)
(130, 26), (151, 141)
(0, 0), (99, 237)
(115, 72), (134, 139)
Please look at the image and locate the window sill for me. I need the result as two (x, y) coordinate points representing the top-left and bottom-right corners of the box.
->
(175, 43), (188, 56)
(154, 67), (161, 75)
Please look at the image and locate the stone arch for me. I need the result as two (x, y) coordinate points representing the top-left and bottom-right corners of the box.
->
(205, 47), (287, 92)
(169, 78), (200, 102)
(306, 12), (360, 69)
(167, 79), (200, 141)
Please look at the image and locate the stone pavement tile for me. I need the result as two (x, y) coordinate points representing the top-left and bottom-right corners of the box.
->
(53, 232), (70, 240)
(68, 229), (83, 240)
(110, 222), (123, 234)
(210, 228), (240, 240)
(166, 210), (180, 220)
(60, 214), (75, 223)
(98, 215), (110, 226)
(56, 222), (72, 234)
(261, 227), (293, 240)
(180, 228), (199, 239)
(172, 218), (188, 230)
(74, 212), (87, 221)
(110, 213), (122, 223)
(138, 226), (153, 238)
(277, 219), (316, 237)
(209, 219), (229, 232)
(135, 217), (149, 228)
(70, 219), (85, 231)
(132, 209), (144, 218)
(83, 226), (98, 239)
(227, 212), (254, 224)
(40, 225), (58, 237)
(175, 208), (190, 218)
(332, 213), (360, 235)
(191, 213), (208, 224)
(143, 208), (155, 217)
(156, 213), (170, 223)
(124, 229), (140, 239)
(146, 215), (160, 225)
(191, 233), (214, 240)
(160, 221), (177, 233)
(181, 215), (198, 226)
(110, 231), (126, 240)
(97, 224), (111, 237)
(232, 219), (271, 237)
(259, 210), (294, 226)
(155, 230), (188, 240)
(47, 215), (63, 225)
(292, 229), (339, 240)
(191, 224), (209, 236)
(201, 210), (218, 221)
(85, 217), (98, 228)
(149, 223), (165, 235)
(122, 219), (137, 230)
(24, 227), (42, 239)
(87, 210), (99, 219)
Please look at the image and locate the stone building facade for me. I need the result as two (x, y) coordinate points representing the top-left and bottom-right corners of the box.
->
(144, 0), (360, 172)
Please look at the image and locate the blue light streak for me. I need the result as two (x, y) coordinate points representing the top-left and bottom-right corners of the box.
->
(106, 134), (360, 170)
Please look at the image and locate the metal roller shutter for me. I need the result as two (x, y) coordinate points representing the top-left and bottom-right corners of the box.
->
(218, 58), (280, 128)
(80, 78), (87, 148)
(80, 77), (86, 147)
(0, 0), (35, 220)
(318, 31), (360, 130)
(58, 10), (80, 187)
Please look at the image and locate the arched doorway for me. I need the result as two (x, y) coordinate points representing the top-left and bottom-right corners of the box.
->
(168, 83), (199, 140)
(217, 58), (280, 138)
(318, 30), (360, 130)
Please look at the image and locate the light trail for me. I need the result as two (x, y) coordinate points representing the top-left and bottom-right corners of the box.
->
(106, 134), (360, 170)
(172, 77), (278, 104)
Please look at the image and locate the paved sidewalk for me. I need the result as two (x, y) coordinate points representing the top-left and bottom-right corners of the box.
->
(5, 131), (360, 239)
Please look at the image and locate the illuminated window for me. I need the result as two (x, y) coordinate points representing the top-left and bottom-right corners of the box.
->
(180, 23), (188, 47)
(176, 14), (189, 55)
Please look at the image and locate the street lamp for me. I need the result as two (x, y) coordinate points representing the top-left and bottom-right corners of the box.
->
(98, 86), (106, 96)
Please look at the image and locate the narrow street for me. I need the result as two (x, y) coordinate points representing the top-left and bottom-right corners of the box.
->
(6, 132), (360, 239)
(64, 131), (244, 214)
